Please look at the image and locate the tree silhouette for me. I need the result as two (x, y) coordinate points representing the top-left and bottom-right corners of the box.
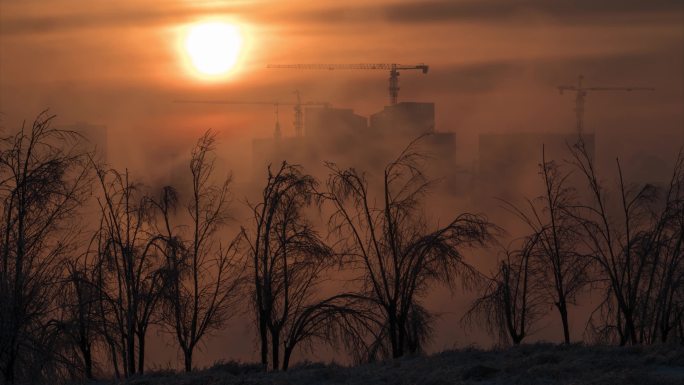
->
(569, 139), (661, 345)
(639, 152), (684, 343)
(154, 131), (243, 372)
(58, 252), (101, 379)
(324, 138), (495, 359)
(0, 112), (90, 384)
(91, 166), (164, 376)
(463, 235), (546, 345)
(603, 150), (683, 344)
(240, 162), (343, 371)
(501, 147), (590, 344)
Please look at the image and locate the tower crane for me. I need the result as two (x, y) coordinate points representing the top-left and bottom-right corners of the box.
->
(558, 75), (654, 135)
(267, 63), (429, 105)
(174, 93), (330, 137)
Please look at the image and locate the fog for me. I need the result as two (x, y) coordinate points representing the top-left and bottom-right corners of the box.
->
(0, 0), (682, 374)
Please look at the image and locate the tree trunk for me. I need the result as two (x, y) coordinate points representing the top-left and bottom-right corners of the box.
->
(107, 337), (120, 379)
(259, 312), (268, 369)
(661, 325), (670, 343)
(127, 332), (136, 375)
(625, 312), (638, 345)
(184, 348), (193, 372)
(388, 312), (400, 358)
(120, 334), (129, 377)
(83, 343), (93, 379)
(77, 311), (94, 379)
(271, 329), (280, 371)
(4, 350), (16, 385)
(556, 299), (570, 344)
(512, 334), (523, 345)
(397, 317), (406, 355)
(282, 346), (293, 371)
(137, 332), (145, 374)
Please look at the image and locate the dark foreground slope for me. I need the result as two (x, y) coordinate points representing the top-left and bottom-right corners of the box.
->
(113, 344), (684, 385)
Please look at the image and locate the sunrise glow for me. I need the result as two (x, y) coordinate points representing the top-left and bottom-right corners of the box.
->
(2, 1), (682, 383)
(184, 21), (243, 78)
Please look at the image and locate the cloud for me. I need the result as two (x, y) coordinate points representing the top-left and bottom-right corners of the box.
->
(422, 46), (682, 96)
(0, 3), (250, 36)
(424, 61), (521, 94)
(3, 0), (680, 38)
(307, 0), (683, 25)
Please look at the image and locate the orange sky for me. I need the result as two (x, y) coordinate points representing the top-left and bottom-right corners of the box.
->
(1, 1), (681, 163)
(0, 0), (683, 367)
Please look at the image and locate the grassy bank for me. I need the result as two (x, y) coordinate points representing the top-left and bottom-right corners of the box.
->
(99, 343), (684, 385)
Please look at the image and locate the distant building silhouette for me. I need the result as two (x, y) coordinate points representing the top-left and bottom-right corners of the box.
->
(476, 132), (595, 203)
(305, 107), (368, 138)
(250, 102), (467, 194)
(368, 102), (463, 192)
(624, 152), (671, 185)
(369, 102), (435, 136)
(252, 106), (367, 178)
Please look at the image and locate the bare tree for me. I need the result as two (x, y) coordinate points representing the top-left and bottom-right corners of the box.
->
(463, 235), (546, 345)
(501, 147), (590, 344)
(324, 138), (495, 359)
(154, 131), (243, 372)
(280, 292), (381, 369)
(91, 165), (164, 376)
(57, 251), (101, 380)
(633, 151), (684, 343)
(0, 112), (90, 384)
(240, 161), (344, 371)
(569, 139), (660, 345)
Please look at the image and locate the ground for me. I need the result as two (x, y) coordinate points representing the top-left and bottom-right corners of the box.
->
(107, 343), (684, 385)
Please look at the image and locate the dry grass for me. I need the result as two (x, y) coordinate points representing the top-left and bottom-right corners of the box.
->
(90, 343), (684, 385)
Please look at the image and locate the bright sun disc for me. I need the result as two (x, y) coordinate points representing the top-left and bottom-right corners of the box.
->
(185, 22), (242, 76)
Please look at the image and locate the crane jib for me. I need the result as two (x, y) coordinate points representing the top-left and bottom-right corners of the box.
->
(558, 75), (654, 135)
(267, 63), (430, 105)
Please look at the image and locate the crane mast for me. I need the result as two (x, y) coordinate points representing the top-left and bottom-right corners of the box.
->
(558, 75), (654, 134)
(293, 90), (303, 137)
(267, 63), (429, 105)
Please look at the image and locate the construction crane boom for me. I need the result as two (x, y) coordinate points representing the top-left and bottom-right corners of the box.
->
(558, 75), (654, 134)
(267, 63), (429, 105)
(174, 100), (329, 107)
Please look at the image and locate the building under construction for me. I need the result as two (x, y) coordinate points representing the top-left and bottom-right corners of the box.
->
(251, 101), (602, 204)
(476, 132), (595, 204)
(180, 69), (653, 202)
(251, 101), (461, 192)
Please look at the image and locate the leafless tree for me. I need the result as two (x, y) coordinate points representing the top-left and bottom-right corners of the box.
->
(501, 147), (590, 344)
(633, 151), (684, 344)
(324, 138), (495, 359)
(0, 112), (90, 384)
(280, 292), (382, 369)
(569, 139), (661, 345)
(57, 251), (101, 380)
(463, 235), (546, 345)
(240, 161), (345, 371)
(91, 165), (165, 376)
(154, 131), (243, 372)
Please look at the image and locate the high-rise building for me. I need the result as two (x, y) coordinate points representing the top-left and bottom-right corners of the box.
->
(476, 132), (595, 202)
(252, 107), (368, 179)
(369, 102), (435, 136)
(369, 102), (461, 193)
(251, 102), (462, 194)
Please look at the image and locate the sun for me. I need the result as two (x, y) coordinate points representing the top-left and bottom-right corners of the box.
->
(184, 21), (243, 77)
